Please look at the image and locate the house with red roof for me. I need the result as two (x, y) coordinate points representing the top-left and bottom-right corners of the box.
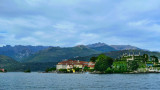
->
(0, 69), (5, 72)
(88, 62), (95, 69)
(56, 60), (89, 70)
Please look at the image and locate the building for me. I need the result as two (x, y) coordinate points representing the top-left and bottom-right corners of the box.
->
(120, 52), (146, 62)
(88, 62), (95, 69)
(56, 60), (88, 70)
(0, 69), (5, 72)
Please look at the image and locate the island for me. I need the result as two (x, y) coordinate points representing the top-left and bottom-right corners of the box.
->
(55, 52), (160, 74)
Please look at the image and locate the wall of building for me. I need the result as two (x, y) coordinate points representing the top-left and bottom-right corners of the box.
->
(56, 65), (68, 70)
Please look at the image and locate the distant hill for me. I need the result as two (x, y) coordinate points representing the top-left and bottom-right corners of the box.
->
(87, 42), (116, 52)
(110, 45), (140, 50)
(86, 42), (141, 52)
(0, 55), (18, 64)
(23, 45), (101, 62)
(0, 55), (21, 71)
(0, 55), (58, 71)
(0, 45), (51, 61)
(0, 43), (141, 62)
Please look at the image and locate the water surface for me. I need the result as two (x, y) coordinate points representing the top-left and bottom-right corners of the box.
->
(0, 72), (160, 90)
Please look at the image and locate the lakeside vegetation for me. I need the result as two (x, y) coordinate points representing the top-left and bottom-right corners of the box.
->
(91, 53), (160, 73)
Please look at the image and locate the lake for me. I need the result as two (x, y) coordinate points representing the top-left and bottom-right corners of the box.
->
(0, 72), (160, 90)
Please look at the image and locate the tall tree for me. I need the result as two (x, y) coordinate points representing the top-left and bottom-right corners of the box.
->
(143, 54), (149, 62)
(95, 54), (113, 72)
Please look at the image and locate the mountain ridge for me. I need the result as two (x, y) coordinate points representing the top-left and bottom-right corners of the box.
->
(0, 42), (144, 62)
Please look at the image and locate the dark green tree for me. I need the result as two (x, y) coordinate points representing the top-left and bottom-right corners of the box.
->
(150, 56), (158, 63)
(83, 66), (89, 71)
(143, 54), (149, 62)
(94, 54), (113, 72)
(128, 61), (139, 71)
(90, 56), (98, 62)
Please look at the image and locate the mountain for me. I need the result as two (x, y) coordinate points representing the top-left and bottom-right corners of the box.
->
(70, 50), (160, 61)
(0, 45), (51, 61)
(110, 45), (140, 50)
(87, 42), (116, 52)
(0, 43), (142, 62)
(0, 55), (58, 71)
(86, 42), (141, 52)
(0, 55), (18, 64)
(23, 45), (101, 62)
(0, 55), (21, 71)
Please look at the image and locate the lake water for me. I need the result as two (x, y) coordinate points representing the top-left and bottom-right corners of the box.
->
(0, 72), (160, 90)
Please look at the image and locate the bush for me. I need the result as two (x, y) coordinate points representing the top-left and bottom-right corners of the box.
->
(88, 69), (95, 72)
(105, 67), (113, 73)
(59, 69), (67, 72)
(73, 67), (81, 72)
(24, 69), (31, 73)
(45, 67), (56, 72)
(83, 66), (89, 71)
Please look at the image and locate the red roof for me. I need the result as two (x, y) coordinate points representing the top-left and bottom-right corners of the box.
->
(57, 60), (95, 68)
(88, 65), (95, 67)
(88, 62), (95, 68)
(57, 60), (88, 66)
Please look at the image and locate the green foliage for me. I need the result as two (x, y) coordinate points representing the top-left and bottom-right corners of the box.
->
(143, 54), (149, 62)
(113, 61), (128, 73)
(95, 54), (113, 72)
(83, 66), (89, 71)
(138, 62), (146, 68)
(105, 67), (113, 73)
(146, 61), (153, 64)
(128, 61), (139, 71)
(24, 69), (31, 73)
(88, 69), (95, 72)
(45, 67), (56, 72)
(68, 69), (73, 73)
(90, 56), (98, 62)
(59, 69), (67, 72)
(153, 65), (160, 67)
(151, 55), (159, 63)
(73, 67), (81, 72)
(23, 46), (100, 62)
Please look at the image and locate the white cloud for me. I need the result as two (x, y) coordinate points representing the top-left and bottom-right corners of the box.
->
(1, 0), (160, 51)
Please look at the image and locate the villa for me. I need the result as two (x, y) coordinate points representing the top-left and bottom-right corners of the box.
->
(121, 52), (147, 62)
(56, 60), (96, 71)
(56, 60), (89, 70)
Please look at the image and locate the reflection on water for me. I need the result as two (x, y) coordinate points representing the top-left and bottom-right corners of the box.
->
(0, 72), (160, 90)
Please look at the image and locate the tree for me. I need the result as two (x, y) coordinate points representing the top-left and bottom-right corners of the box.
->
(128, 61), (139, 71)
(151, 56), (158, 63)
(73, 67), (81, 72)
(105, 67), (112, 73)
(83, 66), (89, 71)
(90, 56), (98, 62)
(143, 54), (149, 62)
(94, 54), (113, 72)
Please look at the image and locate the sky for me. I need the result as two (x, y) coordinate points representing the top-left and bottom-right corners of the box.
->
(0, 0), (160, 51)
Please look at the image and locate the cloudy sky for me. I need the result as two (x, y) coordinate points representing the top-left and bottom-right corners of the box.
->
(0, 0), (160, 51)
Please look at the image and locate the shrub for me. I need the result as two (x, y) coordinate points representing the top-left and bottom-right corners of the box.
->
(59, 69), (67, 72)
(105, 67), (113, 73)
